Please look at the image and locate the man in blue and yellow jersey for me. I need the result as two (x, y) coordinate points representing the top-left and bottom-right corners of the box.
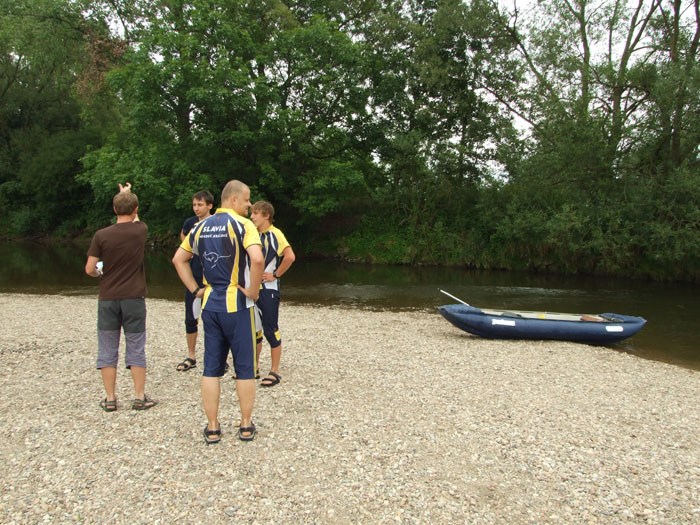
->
(250, 201), (296, 387)
(175, 190), (214, 372)
(172, 180), (263, 444)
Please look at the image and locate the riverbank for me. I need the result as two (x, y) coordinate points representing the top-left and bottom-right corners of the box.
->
(1, 293), (699, 523)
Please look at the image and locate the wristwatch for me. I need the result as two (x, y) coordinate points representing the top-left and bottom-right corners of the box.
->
(272, 270), (278, 279)
(192, 286), (200, 295)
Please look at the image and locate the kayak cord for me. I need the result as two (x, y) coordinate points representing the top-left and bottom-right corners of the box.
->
(438, 289), (470, 306)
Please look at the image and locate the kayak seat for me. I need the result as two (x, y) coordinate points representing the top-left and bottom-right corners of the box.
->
(600, 314), (624, 322)
(500, 311), (523, 318)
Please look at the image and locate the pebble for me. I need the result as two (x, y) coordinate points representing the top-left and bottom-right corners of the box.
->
(0, 293), (699, 523)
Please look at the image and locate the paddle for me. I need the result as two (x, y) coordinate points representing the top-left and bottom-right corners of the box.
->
(438, 289), (470, 306)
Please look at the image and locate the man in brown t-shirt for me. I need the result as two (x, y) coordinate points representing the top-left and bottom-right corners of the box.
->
(85, 183), (156, 412)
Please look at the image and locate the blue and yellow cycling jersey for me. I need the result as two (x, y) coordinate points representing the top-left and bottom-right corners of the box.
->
(179, 208), (261, 313)
(259, 225), (291, 292)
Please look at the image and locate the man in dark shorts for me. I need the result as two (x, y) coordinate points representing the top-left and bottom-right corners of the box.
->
(172, 180), (263, 444)
(176, 190), (214, 372)
(250, 201), (296, 387)
(85, 183), (157, 412)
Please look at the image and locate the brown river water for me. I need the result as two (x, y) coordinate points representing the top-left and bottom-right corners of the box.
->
(3, 241), (699, 370)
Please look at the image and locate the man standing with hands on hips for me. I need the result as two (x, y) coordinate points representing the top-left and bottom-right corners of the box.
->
(249, 200), (296, 387)
(172, 180), (263, 444)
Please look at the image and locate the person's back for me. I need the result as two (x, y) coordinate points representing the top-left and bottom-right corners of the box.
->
(189, 209), (259, 313)
(172, 179), (263, 444)
(92, 221), (147, 300)
(85, 183), (156, 413)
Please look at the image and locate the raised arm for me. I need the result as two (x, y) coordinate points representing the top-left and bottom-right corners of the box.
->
(118, 182), (139, 221)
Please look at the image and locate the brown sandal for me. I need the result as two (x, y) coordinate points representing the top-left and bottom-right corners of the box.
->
(238, 422), (256, 441)
(99, 398), (117, 412)
(203, 424), (221, 444)
(132, 396), (157, 410)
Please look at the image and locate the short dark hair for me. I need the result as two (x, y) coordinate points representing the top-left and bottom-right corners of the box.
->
(113, 191), (138, 215)
(192, 190), (214, 205)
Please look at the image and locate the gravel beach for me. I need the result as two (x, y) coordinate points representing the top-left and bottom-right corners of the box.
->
(1, 293), (699, 524)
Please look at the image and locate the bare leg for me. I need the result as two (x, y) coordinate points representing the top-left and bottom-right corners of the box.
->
(130, 366), (146, 400)
(186, 332), (197, 360)
(101, 366), (117, 401)
(255, 340), (262, 370)
(176, 333), (198, 370)
(261, 344), (282, 386)
(201, 376), (221, 431)
(269, 344), (281, 375)
(236, 379), (256, 436)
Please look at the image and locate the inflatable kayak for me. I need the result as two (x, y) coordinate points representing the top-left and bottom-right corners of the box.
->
(437, 303), (646, 344)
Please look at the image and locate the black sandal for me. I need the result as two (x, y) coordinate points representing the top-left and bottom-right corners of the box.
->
(203, 424), (221, 444)
(99, 398), (117, 412)
(260, 371), (281, 387)
(176, 357), (196, 371)
(132, 396), (157, 410)
(238, 422), (256, 441)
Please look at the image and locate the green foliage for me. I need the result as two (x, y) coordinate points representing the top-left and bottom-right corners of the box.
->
(0, 0), (121, 236)
(1, 0), (699, 283)
(75, 0), (381, 234)
(291, 160), (368, 223)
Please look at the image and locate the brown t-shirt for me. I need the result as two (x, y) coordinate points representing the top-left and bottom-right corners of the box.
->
(88, 221), (148, 300)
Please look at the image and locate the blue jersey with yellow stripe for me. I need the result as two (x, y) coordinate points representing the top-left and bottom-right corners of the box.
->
(259, 225), (291, 292)
(179, 208), (261, 313)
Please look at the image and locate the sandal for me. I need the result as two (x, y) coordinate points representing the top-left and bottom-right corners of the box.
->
(238, 422), (256, 441)
(203, 424), (221, 444)
(176, 357), (196, 371)
(99, 398), (117, 412)
(260, 371), (281, 387)
(132, 396), (157, 410)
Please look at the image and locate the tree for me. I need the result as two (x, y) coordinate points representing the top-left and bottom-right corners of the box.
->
(80, 0), (378, 236)
(332, 0), (517, 263)
(470, 0), (700, 278)
(0, 0), (123, 235)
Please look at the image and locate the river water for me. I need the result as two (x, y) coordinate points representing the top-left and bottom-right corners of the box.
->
(3, 241), (699, 370)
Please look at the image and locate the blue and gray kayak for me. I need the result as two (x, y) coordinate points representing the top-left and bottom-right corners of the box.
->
(437, 303), (646, 344)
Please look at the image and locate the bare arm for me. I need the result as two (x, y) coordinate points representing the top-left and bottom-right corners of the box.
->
(276, 246), (296, 277)
(238, 244), (264, 301)
(262, 245), (296, 282)
(85, 255), (101, 277)
(172, 247), (204, 298)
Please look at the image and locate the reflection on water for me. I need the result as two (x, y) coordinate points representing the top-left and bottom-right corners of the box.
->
(3, 241), (699, 370)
